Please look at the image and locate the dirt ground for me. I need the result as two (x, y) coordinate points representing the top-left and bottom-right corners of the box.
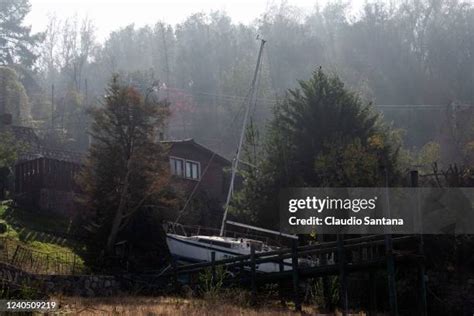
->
(52, 296), (367, 315)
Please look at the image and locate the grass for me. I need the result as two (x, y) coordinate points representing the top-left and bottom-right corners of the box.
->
(0, 201), (87, 274)
(0, 201), (73, 237)
(0, 201), (78, 245)
(55, 296), (334, 316)
(55, 296), (371, 315)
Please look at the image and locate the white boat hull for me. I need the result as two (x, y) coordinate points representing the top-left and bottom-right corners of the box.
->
(166, 234), (294, 273)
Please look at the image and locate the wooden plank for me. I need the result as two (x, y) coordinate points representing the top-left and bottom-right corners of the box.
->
(291, 239), (301, 312)
(211, 251), (216, 286)
(411, 170), (427, 316)
(171, 258), (179, 292)
(337, 235), (348, 316)
(250, 245), (256, 306)
(385, 234), (398, 316)
(369, 270), (377, 316)
(170, 236), (417, 277)
(278, 253), (285, 307)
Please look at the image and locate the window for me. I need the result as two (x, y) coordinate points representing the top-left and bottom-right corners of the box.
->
(170, 157), (184, 177)
(197, 239), (231, 248)
(170, 157), (200, 180)
(185, 160), (200, 180)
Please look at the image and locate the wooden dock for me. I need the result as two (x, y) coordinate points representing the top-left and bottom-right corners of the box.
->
(153, 234), (427, 316)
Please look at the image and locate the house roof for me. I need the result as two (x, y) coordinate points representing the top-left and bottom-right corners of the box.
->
(161, 138), (231, 166)
(2, 125), (42, 149)
(35, 148), (84, 164)
(2, 125), (84, 164)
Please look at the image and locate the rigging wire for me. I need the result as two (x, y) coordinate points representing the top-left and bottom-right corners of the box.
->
(172, 88), (253, 225)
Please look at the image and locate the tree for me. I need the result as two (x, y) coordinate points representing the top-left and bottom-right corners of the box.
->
(233, 68), (401, 228)
(57, 16), (96, 92)
(0, 0), (42, 67)
(0, 66), (31, 125)
(0, 131), (26, 199)
(270, 68), (399, 185)
(78, 76), (174, 259)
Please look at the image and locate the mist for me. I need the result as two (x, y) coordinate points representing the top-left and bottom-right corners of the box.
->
(15, 0), (474, 160)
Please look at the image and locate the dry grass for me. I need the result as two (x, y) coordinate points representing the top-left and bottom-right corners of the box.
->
(53, 296), (335, 315)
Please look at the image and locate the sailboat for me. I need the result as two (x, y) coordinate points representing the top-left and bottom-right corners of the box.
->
(165, 39), (309, 273)
(166, 218), (301, 272)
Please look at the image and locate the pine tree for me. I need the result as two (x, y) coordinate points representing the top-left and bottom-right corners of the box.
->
(234, 68), (401, 228)
(0, 67), (31, 125)
(0, 131), (26, 199)
(78, 76), (174, 259)
(0, 0), (42, 67)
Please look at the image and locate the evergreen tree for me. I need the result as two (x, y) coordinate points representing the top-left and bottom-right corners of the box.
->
(78, 76), (174, 261)
(0, 131), (26, 199)
(0, 67), (31, 125)
(0, 0), (42, 67)
(234, 68), (401, 228)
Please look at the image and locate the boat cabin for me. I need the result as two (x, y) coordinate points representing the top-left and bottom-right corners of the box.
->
(187, 235), (274, 252)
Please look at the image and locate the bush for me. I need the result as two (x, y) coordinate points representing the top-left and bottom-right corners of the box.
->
(0, 221), (7, 234)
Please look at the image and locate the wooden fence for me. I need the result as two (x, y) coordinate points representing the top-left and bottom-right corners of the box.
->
(153, 234), (424, 315)
(0, 237), (84, 275)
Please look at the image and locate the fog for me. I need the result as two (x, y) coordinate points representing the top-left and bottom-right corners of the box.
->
(14, 0), (474, 159)
(27, 0), (366, 40)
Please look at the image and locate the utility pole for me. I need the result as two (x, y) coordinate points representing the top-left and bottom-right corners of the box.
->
(384, 168), (398, 316)
(1, 70), (5, 117)
(61, 97), (64, 130)
(51, 84), (55, 130)
(160, 23), (170, 100)
(83, 78), (89, 149)
(220, 38), (266, 236)
(411, 170), (427, 316)
(0, 71), (5, 127)
(85, 78), (88, 106)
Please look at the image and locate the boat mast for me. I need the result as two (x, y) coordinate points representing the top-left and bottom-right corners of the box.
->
(220, 38), (266, 236)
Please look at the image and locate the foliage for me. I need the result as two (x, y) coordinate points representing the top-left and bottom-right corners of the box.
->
(0, 204), (86, 272)
(0, 132), (27, 199)
(0, 0), (42, 67)
(306, 276), (339, 311)
(398, 141), (441, 175)
(26, 0), (474, 158)
(121, 207), (172, 271)
(231, 119), (265, 224)
(198, 265), (227, 301)
(0, 280), (43, 300)
(77, 75), (176, 262)
(0, 132), (26, 169)
(439, 105), (474, 166)
(0, 203), (74, 236)
(0, 221), (6, 234)
(42, 87), (90, 152)
(233, 68), (401, 228)
(268, 68), (400, 186)
(0, 67), (31, 125)
(418, 142), (441, 167)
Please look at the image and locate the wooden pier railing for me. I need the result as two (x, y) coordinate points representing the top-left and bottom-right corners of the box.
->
(149, 234), (424, 315)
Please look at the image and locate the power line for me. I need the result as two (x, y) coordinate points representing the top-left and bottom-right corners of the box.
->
(166, 87), (474, 109)
(377, 104), (473, 108)
(166, 87), (279, 104)
(32, 87), (474, 127)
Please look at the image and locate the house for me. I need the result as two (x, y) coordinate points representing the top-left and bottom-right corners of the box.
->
(14, 138), (231, 216)
(3, 122), (84, 210)
(3, 120), (85, 215)
(14, 156), (82, 215)
(162, 139), (231, 204)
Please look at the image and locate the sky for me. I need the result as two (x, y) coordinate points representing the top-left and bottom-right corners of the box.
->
(26, 0), (366, 41)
